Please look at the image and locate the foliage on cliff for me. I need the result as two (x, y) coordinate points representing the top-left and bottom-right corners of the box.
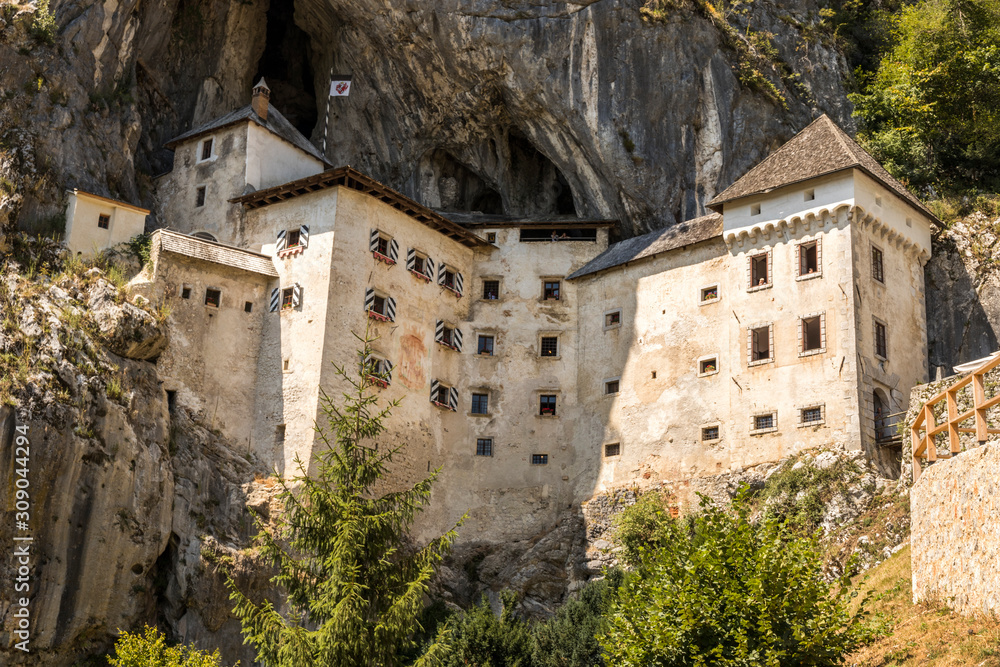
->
(227, 330), (459, 666)
(108, 626), (232, 667)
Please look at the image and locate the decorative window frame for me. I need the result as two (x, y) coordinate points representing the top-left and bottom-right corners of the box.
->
(364, 353), (393, 389)
(747, 322), (775, 367)
(747, 249), (773, 292)
(437, 263), (464, 298)
(798, 311), (827, 357)
(435, 320), (463, 352)
(750, 410), (778, 435)
(603, 376), (621, 396)
(697, 354), (720, 377)
(364, 288), (396, 322)
(795, 236), (823, 281)
(603, 308), (622, 330)
(429, 379), (458, 412)
(797, 403), (826, 427)
(406, 247), (434, 282)
(538, 332), (561, 359)
(873, 316), (889, 361)
(699, 284), (720, 306)
(701, 423), (722, 443)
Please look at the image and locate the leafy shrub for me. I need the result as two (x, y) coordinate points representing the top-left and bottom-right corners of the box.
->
(107, 625), (231, 667)
(533, 570), (623, 667)
(30, 0), (57, 45)
(445, 592), (535, 667)
(611, 490), (676, 565)
(758, 456), (859, 533)
(600, 490), (878, 666)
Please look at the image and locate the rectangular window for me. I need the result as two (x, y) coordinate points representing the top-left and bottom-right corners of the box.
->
(543, 281), (561, 300)
(874, 319), (888, 359)
(531, 454), (548, 465)
(97, 214), (110, 229)
(181, 285), (191, 299)
(604, 443), (621, 457)
(801, 406), (824, 424)
(751, 203), (761, 215)
(471, 393), (489, 415)
(202, 138), (214, 160)
(436, 384), (450, 405)
(605, 379), (619, 395)
(282, 287), (294, 310)
(483, 280), (500, 300)
(476, 438), (493, 457)
(477, 335), (494, 356)
(376, 236), (390, 257)
(804, 189), (815, 201)
(872, 246), (884, 283)
(412, 255), (425, 275)
(205, 288), (221, 308)
(539, 395), (557, 416)
(605, 310), (621, 327)
(750, 325), (772, 364)
(801, 315), (823, 353)
(540, 337), (559, 357)
(195, 186), (206, 207)
(441, 326), (454, 346)
(702, 426), (720, 441)
(753, 413), (775, 431)
(372, 294), (386, 315)
(275, 424), (286, 444)
(798, 241), (819, 276)
(750, 253), (769, 288)
(286, 229), (301, 248)
(700, 285), (719, 303)
(487, 232), (497, 243)
(699, 357), (718, 375)
(244, 301), (253, 313)
(443, 269), (455, 289)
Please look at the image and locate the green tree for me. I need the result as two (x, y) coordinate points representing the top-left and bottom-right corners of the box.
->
(851, 0), (1000, 191)
(227, 329), (459, 666)
(107, 625), (231, 667)
(444, 592), (535, 667)
(532, 570), (623, 667)
(600, 490), (876, 666)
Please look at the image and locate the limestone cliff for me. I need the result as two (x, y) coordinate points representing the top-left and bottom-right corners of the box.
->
(2, 0), (851, 237)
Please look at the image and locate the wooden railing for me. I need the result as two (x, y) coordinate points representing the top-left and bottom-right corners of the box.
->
(911, 353), (1000, 481)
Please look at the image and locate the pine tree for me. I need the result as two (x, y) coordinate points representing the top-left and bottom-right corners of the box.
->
(228, 328), (459, 666)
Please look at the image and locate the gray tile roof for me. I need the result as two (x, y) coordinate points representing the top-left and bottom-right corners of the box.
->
(165, 104), (328, 165)
(156, 230), (278, 277)
(707, 115), (937, 222)
(567, 212), (723, 280)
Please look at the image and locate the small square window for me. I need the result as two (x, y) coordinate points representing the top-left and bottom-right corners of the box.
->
(244, 301), (253, 313)
(750, 253), (769, 288)
(282, 287), (294, 310)
(486, 232), (497, 243)
(798, 241), (819, 276)
(605, 310), (621, 327)
(543, 281), (561, 301)
(471, 393), (489, 415)
(605, 379), (619, 395)
(205, 288), (221, 308)
(531, 454), (548, 465)
(181, 286), (192, 299)
(286, 229), (301, 248)
(801, 315), (823, 353)
(604, 443), (621, 457)
(872, 246), (884, 283)
(483, 280), (500, 300)
(195, 186), (206, 207)
(540, 337), (559, 357)
(539, 395), (557, 416)
(97, 214), (110, 229)
(751, 203), (761, 216)
(700, 286), (719, 303)
(754, 413), (775, 431)
(750, 325), (772, 364)
(702, 426), (720, 441)
(477, 335), (495, 356)
(476, 438), (493, 456)
(801, 406), (824, 424)
(699, 357), (718, 376)
(804, 189), (815, 202)
(201, 138), (214, 161)
(874, 319), (888, 360)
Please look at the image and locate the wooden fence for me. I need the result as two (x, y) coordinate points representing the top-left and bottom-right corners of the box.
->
(911, 353), (1000, 482)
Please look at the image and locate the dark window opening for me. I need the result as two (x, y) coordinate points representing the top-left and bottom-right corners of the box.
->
(372, 295), (386, 316)
(799, 241), (819, 275)
(282, 288), (294, 310)
(605, 379), (619, 394)
(754, 414), (775, 430)
(872, 246), (884, 283)
(443, 270), (455, 289)
(195, 186), (206, 207)
(531, 454), (549, 465)
(471, 393), (489, 415)
(275, 424), (286, 444)
(376, 236), (390, 256)
(605, 311), (621, 326)
(543, 281), (561, 300)
(98, 214), (110, 229)
(205, 288), (221, 307)
(244, 301), (253, 313)
(750, 253), (769, 287)
(802, 316), (822, 352)
(181, 286), (191, 299)
(413, 255), (425, 275)
(476, 438), (493, 457)
(702, 426), (719, 441)
(478, 335), (494, 356)
(802, 407), (823, 424)
(201, 138), (213, 160)
(875, 321), (888, 359)
(486, 232), (497, 243)
(519, 228), (598, 242)
(539, 395), (557, 416)
(436, 385), (450, 405)
(440, 326), (454, 346)
(751, 326), (771, 362)
(701, 286), (718, 302)
(700, 358), (718, 374)
(604, 443), (620, 457)
(483, 280), (500, 300)
(166, 390), (177, 414)
(540, 337), (559, 357)
(286, 229), (301, 248)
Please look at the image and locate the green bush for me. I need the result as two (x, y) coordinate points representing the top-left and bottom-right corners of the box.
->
(611, 491), (676, 565)
(445, 592), (535, 667)
(30, 0), (57, 45)
(533, 570), (623, 667)
(107, 625), (231, 667)
(600, 490), (878, 666)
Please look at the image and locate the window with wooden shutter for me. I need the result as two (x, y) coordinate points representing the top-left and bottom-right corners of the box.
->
(270, 287), (280, 312)
(276, 229), (287, 252)
(371, 230), (396, 265)
(430, 380), (457, 411)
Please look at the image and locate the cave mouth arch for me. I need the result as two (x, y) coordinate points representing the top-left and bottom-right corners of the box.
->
(418, 149), (504, 214)
(507, 130), (577, 217)
(252, 0), (318, 136)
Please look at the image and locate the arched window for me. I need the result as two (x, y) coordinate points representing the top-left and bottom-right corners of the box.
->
(191, 231), (217, 242)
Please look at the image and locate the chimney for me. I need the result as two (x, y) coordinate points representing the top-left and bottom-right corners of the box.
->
(252, 78), (270, 121)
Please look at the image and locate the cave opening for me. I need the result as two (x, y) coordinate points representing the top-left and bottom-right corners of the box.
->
(252, 0), (318, 136)
(508, 131), (577, 217)
(418, 149), (505, 214)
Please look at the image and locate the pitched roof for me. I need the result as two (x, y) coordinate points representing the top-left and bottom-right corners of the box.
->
(567, 212), (723, 280)
(155, 229), (278, 277)
(165, 103), (329, 165)
(707, 115), (937, 222)
(229, 166), (491, 249)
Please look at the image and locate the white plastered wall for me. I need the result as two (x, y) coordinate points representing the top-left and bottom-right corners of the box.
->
(64, 192), (147, 257)
(245, 123), (325, 191)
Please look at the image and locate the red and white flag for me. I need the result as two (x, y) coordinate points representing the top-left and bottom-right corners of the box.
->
(330, 75), (352, 97)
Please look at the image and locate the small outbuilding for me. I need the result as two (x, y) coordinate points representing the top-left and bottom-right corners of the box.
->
(64, 189), (149, 257)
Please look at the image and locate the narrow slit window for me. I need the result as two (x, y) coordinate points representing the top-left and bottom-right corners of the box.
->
(804, 189), (815, 201)
(477, 335), (494, 356)
(543, 281), (561, 300)
(702, 426), (720, 441)
(204, 288), (221, 308)
(802, 316), (823, 353)
(471, 393), (489, 415)
(483, 280), (500, 300)
(751, 203), (761, 215)
(539, 395), (557, 416)
(872, 246), (884, 283)
(486, 232), (497, 243)
(604, 443), (621, 457)
(244, 301), (253, 313)
(874, 320), (888, 359)
(540, 337), (559, 357)
(97, 214), (110, 229)
(476, 438), (493, 456)
(799, 241), (819, 276)
(195, 186), (207, 207)
(750, 253), (769, 288)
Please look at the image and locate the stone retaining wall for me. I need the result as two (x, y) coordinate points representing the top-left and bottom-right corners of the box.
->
(911, 442), (1000, 616)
